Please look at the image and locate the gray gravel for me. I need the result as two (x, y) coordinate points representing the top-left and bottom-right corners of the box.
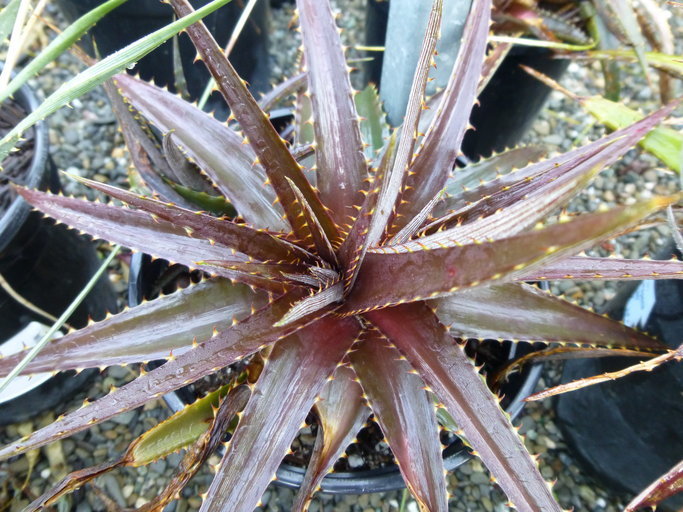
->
(1, 1), (682, 511)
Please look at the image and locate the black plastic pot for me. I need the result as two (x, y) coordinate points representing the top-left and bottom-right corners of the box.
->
(55, 0), (271, 113)
(556, 243), (683, 511)
(0, 75), (118, 425)
(128, 253), (542, 494)
(365, 0), (569, 160)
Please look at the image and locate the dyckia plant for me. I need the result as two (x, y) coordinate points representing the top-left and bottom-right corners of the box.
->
(1, 0), (683, 510)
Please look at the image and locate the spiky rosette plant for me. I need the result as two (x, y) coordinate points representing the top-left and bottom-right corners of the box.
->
(2, 0), (683, 510)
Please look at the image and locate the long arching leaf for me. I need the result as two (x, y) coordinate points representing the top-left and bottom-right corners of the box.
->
(342, 196), (680, 314)
(0, 279), (265, 375)
(527, 342), (683, 401)
(367, 303), (561, 512)
(351, 329), (448, 512)
(199, 316), (360, 512)
(297, 0), (367, 225)
(0, 290), (311, 461)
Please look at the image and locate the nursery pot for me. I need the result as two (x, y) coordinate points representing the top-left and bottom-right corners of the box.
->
(0, 72), (118, 425)
(129, 254), (542, 494)
(556, 243), (683, 510)
(366, 0), (569, 160)
(55, 0), (271, 113)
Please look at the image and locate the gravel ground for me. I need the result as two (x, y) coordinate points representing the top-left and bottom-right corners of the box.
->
(1, 1), (682, 511)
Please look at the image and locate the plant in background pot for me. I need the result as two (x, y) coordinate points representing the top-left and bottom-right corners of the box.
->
(0, 0), (682, 511)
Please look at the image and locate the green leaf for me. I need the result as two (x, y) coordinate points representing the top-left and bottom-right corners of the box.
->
(129, 382), (239, 465)
(0, 0), (233, 162)
(355, 84), (388, 158)
(168, 181), (237, 217)
(0, 0), (130, 105)
(581, 95), (683, 173)
(0, 0), (21, 46)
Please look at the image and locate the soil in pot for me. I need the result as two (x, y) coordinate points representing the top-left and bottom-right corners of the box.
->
(129, 256), (541, 493)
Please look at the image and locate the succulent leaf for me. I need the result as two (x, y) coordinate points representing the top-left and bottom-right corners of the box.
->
(14, 187), (286, 292)
(0, 279), (266, 375)
(71, 175), (315, 265)
(521, 255), (683, 281)
(343, 197), (680, 314)
(297, 0), (367, 225)
(433, 282), (665, 350)
(113, 73), (285, 230)
(390, 0), (492, 235)
(367, 303), (562, 512)
(199, 316), (360, 512)
(0, 290), (311, 460)
(350, 329), (448, 512)
(365, 0), (444, 248)
(168, 0), (339, 243)
(292, 365), (369, 511)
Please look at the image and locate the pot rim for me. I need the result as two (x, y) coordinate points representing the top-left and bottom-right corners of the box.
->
(0, 64), (50, 254)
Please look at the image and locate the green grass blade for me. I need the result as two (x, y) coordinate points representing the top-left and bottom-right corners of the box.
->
(0, 0), (130, 105)
(0, 0), (21, 45)
(0, 245), (120, 395)
(0, 0), (233, 163)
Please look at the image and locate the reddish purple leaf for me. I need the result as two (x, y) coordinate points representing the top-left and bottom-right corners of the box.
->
(351, 329), (448, 512)
(292, 365), (369, 511)
(102, 80), (190, 207)
(417, 101), (679, 245)
(342, 197), (679, 314)
(297, 0), (367, 224)
(521, 255), (683, 281)
(365, 0), (443, 248)
(389, 0), (491, 236)
(15, 187), (285, 292)
(168, 0), (339, 244)
(0, 290), (314, 460)
(433, 282), (664, 350)
(72, 175), (315, 265)
(626, 459), (683, 511)
(113, 73), (284, 230)
(199, 316), (360, 512)
(367, 303), (561, 512)
(0, 279), (267, 375)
